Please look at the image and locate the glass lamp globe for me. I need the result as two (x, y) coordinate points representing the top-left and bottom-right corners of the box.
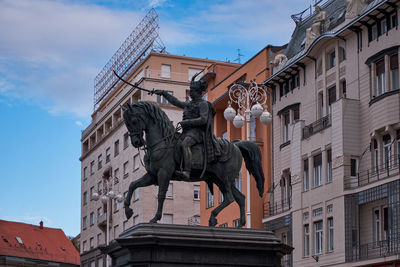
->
(107, 190), (115, 199)
(251, 103), (263, 118)
(224, 103), (236, 121)
(92, 192), (100, 201)
(116, 194), (124, 203)
(233, 114), (245, 128)
(260, 110), (272, 125)
(100, 195), (108, 204)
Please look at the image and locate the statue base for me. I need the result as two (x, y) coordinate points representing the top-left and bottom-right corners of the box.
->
(101, 223), (292, 267)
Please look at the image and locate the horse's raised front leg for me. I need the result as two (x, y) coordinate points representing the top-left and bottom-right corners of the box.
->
(150, 169), (170, 223)
(124, 173), (155, 220)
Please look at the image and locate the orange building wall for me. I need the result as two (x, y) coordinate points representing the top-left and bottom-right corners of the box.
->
(200, 45), (284, 228)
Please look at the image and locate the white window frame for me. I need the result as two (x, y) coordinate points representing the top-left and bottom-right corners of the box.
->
(304, 224), (310, 257)
(161, 64), (171, 78)
(193, 185), (200, 200)
(303, 158), (309, 191)
(328, 217), (334, 252)
(383, 135), (392, 169)
(373, 207), (381, 244)
(314, 221), (323, 255)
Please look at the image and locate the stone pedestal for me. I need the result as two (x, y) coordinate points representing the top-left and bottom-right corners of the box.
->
(101, 223), (292, 267)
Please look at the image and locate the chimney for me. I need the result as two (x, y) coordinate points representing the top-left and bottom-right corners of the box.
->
(39, 221), (43, 229)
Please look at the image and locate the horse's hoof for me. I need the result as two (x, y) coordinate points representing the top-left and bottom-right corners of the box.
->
(209, 217), (217, 227)
(125, 207), (134, 220)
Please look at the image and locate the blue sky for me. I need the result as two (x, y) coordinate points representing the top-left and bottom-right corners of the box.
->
(0, 0), (309, 236)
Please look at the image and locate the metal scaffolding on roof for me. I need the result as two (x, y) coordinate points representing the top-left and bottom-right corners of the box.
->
(93, 8), (165, 110)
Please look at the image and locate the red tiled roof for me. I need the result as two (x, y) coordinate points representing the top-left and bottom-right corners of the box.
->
(0, 219), (80, 265)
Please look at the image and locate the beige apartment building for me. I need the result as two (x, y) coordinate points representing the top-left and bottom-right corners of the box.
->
(263, 0), (399, 266)
(79, 52), (235, 266)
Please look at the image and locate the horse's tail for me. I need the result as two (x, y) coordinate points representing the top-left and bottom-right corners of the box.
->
(234, 140), (265, 197)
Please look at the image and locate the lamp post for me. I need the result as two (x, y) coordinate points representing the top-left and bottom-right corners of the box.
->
(223, 80), (271, 228)
(92, 169), (123, 267)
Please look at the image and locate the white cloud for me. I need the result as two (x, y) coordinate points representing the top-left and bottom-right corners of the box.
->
(75, 120), (83, 127)
(0, 0), (144, 118)
(148, 0), (167, 8)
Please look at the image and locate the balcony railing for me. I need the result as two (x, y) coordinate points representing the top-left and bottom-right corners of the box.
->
(302, 114), (331, 139)
(345, 154), (400, 189)
(350, 238), (400, 262)
(264, 198), (292, 217)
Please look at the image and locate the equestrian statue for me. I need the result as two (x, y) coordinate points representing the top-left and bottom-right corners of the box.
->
(117, 71), (265, 227)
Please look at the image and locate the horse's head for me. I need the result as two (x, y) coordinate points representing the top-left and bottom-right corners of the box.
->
(123, 104), (146, 148)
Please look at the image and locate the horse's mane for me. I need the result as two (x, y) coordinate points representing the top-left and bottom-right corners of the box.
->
(129, 101), (175, 137)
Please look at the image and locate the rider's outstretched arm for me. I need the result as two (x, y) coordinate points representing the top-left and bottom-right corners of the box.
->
(160, 91), (187, 109)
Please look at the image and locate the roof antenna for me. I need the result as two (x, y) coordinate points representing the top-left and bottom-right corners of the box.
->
(234, 49), (244, 64)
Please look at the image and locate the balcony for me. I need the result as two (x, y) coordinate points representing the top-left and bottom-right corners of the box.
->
(264, 198), (292, 217)
(345, 154), (400, 189)
(302, 114), (331, 139)
(350, 238), (400, 262)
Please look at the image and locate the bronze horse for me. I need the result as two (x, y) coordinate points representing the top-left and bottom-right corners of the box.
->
(123, 101), (265, 227)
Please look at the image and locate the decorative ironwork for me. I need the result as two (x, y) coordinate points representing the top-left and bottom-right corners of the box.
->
(228, 81), (267, 110)
(264, 198), (292, 217)
(302, 114), (331, 139)
(93, 8), (165, 110)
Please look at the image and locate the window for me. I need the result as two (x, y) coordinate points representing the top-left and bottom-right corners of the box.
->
(83, 191), (88, 205)
(327, 204), (333, 213)
(114, 168), (119, 181)
(133, 188), (140, 201)
(114, 140), (120, 156)
(303, 158), (309, 191)
(123, 161), (129, 178)
(97, 233), (102, 246)
(83, 167), (87, 180)
(327, 50), (336, 69)
(98, 154), (102, 170)
(123, 220), (129, 231)
(133, 154), (140, 171)
(340, 80), (347, 98)
(313, 207), (323, 217)
(318, 91), (324, 119)
(157, 90), (173, 104)
(376, 59), (386, 96)
(188, 68), (202, 81)
(327, 149), (332, 183)
(374, 208), (380, 243)
(390, 54), (399, 90)
(283, 112), (290, 143)
(114, 198), (120, 212)
(327, 86), (336, 114)
(314, 221), (323, 255)
(206, 185), (214, 208)
(328, 217), (334, 252)
(114, 225), (119, 239)
(166, 183), (173, 198)
(82, 240), (87, 252)
(303, 212), (309, 220)
(90, 186), (94, 201)
(390, 12), (398, 29)
(83, 216), (87, 229)
(161, 214), (173, 224)
(98, 207), (103, 217)
(370, 23), (378, 41)
(304, 224), (310, 257)
(372, 139), (379, 173)
(317, 58), (323, 76)
(235, 172), (242, 192)
(106, 147), (111, 163)
(313, 153), (322, 187)
(161, 64), (171, 78)
(193, 185), (200, 200)
(339, 47), (346, 62)
(383, 206), (389, 240)
(90, 237), (94, 248)
(90, 212), (94, 226)
(124, 132), (129, 149)
(90, 161), (94, 175)
(133, 215), (139, 225)
(350, 158), (358, 177)
(219, 191), (224, 203)
(233, 219), (240, 228)
(383, 134), (392, 169)
(250, 117), (256, 140)
(293, 106), (300, 121)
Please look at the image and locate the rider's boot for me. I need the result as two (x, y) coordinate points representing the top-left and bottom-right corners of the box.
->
(175, 147), (191, 180)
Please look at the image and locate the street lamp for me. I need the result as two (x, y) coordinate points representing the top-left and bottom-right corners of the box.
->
(92, 168), (123, 267)
(223, 80), (271, 228)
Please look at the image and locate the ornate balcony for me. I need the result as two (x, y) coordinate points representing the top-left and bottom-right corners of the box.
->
(263, 198), (292, 217)
(344, 154), (400, 189)
(349, 238), (400, 262)
(302, 114), (331, 139)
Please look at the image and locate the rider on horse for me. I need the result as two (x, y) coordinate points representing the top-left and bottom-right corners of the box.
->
(154, 73), (220, 180)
